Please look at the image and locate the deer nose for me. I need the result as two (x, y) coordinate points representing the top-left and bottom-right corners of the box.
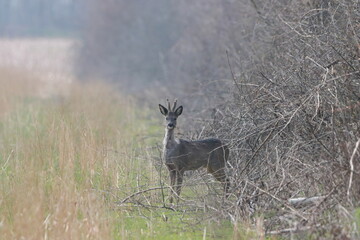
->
(167, 123), (175, 128)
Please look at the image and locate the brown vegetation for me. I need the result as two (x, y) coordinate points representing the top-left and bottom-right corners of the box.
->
(205, 0), (360, 237)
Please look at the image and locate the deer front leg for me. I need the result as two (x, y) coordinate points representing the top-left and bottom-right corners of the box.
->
(174, 170), (184, 203)
(168, 169), (177, 203)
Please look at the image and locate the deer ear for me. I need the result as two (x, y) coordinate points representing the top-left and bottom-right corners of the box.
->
(159, 104), (168, 116)
(175, 106), (183, 116)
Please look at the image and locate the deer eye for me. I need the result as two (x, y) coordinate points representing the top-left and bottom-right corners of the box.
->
(166, 117), (169, 120)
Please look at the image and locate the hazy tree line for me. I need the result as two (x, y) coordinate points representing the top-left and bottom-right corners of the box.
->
(76, 0), (260, 92)
(77, 0), (180, 89)
(0, 0), (81, 36)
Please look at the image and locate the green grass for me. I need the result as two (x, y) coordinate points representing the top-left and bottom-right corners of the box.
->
(112, 209), (234, 240)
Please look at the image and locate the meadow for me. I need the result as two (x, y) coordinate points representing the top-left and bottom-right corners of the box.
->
(0, 40), (263, 239)
(1, 1), (359, 238)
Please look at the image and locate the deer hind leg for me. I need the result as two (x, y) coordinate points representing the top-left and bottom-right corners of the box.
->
(207, 166), (230, 197)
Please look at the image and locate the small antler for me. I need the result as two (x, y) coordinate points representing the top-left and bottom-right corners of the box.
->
(167, 99), (171, 110)
(172, 99), (177, 111)
(165, 99), (178, 112)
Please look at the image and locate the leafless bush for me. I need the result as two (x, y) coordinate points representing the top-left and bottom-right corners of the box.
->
(201, 0), (360, 237)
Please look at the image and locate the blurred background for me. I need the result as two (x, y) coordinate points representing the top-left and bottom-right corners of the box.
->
(0, 0), (80, 37)
(0, 0), (258, 97)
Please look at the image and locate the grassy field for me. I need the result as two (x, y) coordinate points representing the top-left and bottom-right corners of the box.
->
(0, 70), (266, 239)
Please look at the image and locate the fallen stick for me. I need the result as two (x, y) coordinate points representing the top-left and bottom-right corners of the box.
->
(288, 196), (326, 208)
(267, 224), (321, 235)
(118, 186), (170, 204)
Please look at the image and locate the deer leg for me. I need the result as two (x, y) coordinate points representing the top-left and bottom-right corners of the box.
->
(168, 169), (177, 203)
(218, 169), (230, 196)
(174, 170), (184, 203)
(208, 167), (230, 197)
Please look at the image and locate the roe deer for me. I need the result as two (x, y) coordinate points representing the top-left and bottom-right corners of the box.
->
(159, 99), (230, 203)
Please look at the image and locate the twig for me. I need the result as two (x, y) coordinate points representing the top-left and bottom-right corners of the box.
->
(274, 93), (313, 137)
(226, 50), (241, 93)
(118, 186), (170, 204)
(118, 182), (194, 206)
(259, 72), (280, 86)
(2, 149), (14, 171)
(305, 56), (327, 71)
(347, 139), (360, 203)
(330, 45), (358, 74)
(117, 202), (176, 211)
(239, 120), (279, 176)
(249, 0), (261, 15)
(325, 59), (340, 69)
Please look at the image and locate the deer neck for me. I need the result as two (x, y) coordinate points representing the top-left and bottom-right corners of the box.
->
(163, 128), (178, 149)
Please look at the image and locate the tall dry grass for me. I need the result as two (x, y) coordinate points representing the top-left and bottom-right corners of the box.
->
(0, 70), (154, 239)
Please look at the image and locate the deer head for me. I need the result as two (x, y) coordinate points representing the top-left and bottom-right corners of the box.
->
(159, 99), (183, 130)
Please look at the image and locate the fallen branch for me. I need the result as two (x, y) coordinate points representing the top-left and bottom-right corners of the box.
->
(267, 224), (322, 235)
(117, 184), (190, 205)
(118, 186), (170, 204)
(116, 201), (176, 211)
(288, 196), (326, 208)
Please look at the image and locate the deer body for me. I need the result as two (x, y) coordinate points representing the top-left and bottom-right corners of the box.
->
(163, 137), (228, 171)
(159, 100), (229, 203)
